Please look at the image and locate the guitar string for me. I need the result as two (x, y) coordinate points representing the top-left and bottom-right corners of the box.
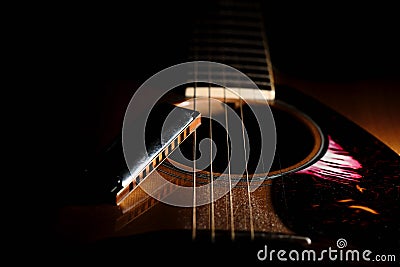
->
(208, 62), (215, 242)
(277, 151), (288, 211)
(222, 58), (236, 240)
(239, 85), (255, 240)
(215, 1), (238, 239)
(258, 2), (282, 232)
(221, 0), (256, 240)
(237, 0), (264, 240)
(256, 0), (268, 233)
(192, 60), (197, 241)
(191, 0), (265, 241)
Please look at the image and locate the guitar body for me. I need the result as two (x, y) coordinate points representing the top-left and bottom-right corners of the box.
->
(50, 1), (400, 265)
(60, 85), (398, 265)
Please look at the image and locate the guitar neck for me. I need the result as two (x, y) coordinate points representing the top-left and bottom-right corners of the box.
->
(187, 0), (275, 97)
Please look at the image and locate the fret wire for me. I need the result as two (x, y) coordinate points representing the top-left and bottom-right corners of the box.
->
(189, 46), (267, 56)
(196, 18), (262, 29)
(210, 55), (267, 64)
(193, 28), (263, 38)
(186, 70), (270, 81)
(188, 61), (270, 75)
(191, 37), (264, 48)
(218, 9), (263, 20)
(206, 13), (263, 23)
(191, 55), (267, 66)
(229, 63), (270, 73)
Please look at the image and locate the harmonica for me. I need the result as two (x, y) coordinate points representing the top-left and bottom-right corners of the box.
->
(79, 103), (201, 205)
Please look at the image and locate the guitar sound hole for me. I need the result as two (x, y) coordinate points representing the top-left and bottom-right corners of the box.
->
(170, 99), (324, 177)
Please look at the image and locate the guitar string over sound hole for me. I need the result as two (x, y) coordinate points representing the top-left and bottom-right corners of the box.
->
(122, 61), (324, 207)
(168, 98), (324, 180)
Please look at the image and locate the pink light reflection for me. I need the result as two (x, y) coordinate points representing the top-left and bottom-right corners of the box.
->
(297, 136), (362, 184)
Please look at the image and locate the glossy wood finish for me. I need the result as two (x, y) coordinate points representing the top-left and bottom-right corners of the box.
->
(275, 71), (400, 155)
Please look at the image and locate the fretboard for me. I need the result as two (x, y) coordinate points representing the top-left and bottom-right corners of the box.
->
(187, 0), (275, 98)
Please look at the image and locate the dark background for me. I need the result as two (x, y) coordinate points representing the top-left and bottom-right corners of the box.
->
(15, 1), (399, 256)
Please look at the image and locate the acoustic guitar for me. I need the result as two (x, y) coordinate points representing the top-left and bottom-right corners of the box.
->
(50, 0), (399, 265)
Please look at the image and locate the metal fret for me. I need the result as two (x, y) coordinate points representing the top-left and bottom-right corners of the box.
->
(191, 37), (264, 48)
(196, 18), (262, 30)
(189, 55), (267, 65)
(192, 28), (263, 38)
(229, 63), (270, 73)
(186, 70), (270, 81)
(217, 9), (262, 20)
(189, 46), (266, 56)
